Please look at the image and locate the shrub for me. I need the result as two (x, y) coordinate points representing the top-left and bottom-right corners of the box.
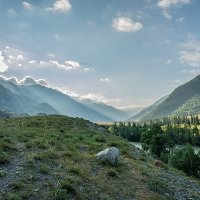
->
(169, 145), (200, 177)
(107, 170), (117, 177)
(10, 180), (25, 190)
(95, 136), (106, 143)
(0, 150), (9, 164)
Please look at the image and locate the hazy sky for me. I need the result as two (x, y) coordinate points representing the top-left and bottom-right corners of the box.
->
(0, 0), (200, 108)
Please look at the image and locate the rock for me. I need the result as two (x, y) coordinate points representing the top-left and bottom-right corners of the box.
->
(96, 147), (119, 166)
(154, 160), (165, 168)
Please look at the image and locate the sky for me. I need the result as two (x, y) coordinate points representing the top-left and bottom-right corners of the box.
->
(0, 0), (200, 109)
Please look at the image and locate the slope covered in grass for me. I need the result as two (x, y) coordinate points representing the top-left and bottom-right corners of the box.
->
(0, 115), (200, 200)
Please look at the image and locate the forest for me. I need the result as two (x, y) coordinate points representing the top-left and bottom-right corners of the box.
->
(109, 116), (200, 177)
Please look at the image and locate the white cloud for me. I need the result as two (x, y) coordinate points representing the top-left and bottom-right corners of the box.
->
(162, 10), (172, 20)
(19, 76), (37, 85)
(1, 46), (93, 72)
(65, 61), (81, 69)
(58, 87), (121, 105)
(100, 78), (112, 84)
(16, 55), (24, 61)
(37, 79), (48, 86)
(158, 0), (192, 9)
(158, 0), (192, 19)
(47, 0), (71, 13)
(179, 39), (200, 67)
(3, 47), (27, 67)
(0, 51), (8, 72)
(112, 17), (143, 32)
(0, 75), (48, 86)
(46, 60), (92, 71)
(22, 2), (33, 10)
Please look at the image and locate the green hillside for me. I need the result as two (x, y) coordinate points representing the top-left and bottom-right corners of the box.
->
(0, 116), (200, 199)
(172, 95), (200, 116)
(131, 75), (200, 121)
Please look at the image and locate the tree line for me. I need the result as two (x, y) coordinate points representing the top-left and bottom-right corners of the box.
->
(110, 120), (200, 146)
(109, 117), (200, 178)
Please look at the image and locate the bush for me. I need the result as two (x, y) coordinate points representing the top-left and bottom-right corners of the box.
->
(169, 145), (200, 177)
(95, 136), (106, 143)
(0, 150), (9, 164)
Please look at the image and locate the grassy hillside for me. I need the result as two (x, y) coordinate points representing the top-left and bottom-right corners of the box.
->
(0, 116), (200, 200)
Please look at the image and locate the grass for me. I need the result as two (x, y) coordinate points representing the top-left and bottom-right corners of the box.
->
(10, 180), (25, 190)
(0, 150), (9, 164)
(0, 115), (199, 199)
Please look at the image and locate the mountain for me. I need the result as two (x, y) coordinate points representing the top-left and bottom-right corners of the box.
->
(0, 79), (112, 122)
(130, 75), (200, 121)
(130, 96), (168, 121)
(0, 110), (16, 118)
(120, 106), (143, 117)
(79, 99), (130, 121)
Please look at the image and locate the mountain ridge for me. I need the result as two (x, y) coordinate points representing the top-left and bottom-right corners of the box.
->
(0, 78), (128, 122)
(130, 75), (200, 121)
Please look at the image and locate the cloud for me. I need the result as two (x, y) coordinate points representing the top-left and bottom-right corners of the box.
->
(0, 75), (48, 86)
(0, 51), (8, 72)
(158, 0), (191, 9)
(179, 39), (200, 67)
(37, 79), (48, 86)
(47, 0), (71, 13)
(112, 17), (143, 32)
(162, 10), (172, 19)
(58, 87), (121, 104)
(100, 78), (112, 84)
(158, 0), (192, 19)
(3, 47), (27, 67)
(1, 46), (93, 72)
(19, 76), (38, 85)
(38, 60), (93, 72)
(6, 76), (19, 84)
(22, 2), (33, 10)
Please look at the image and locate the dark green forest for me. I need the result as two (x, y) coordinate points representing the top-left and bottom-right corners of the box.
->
(110, 116), (200, 177)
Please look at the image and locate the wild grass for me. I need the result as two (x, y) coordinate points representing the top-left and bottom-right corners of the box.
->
(0, 115), (199, 199)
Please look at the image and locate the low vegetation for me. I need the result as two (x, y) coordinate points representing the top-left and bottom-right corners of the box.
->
(0, 115), (200, 199)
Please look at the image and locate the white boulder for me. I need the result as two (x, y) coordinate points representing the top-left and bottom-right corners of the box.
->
(96, 147), (120, 166)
